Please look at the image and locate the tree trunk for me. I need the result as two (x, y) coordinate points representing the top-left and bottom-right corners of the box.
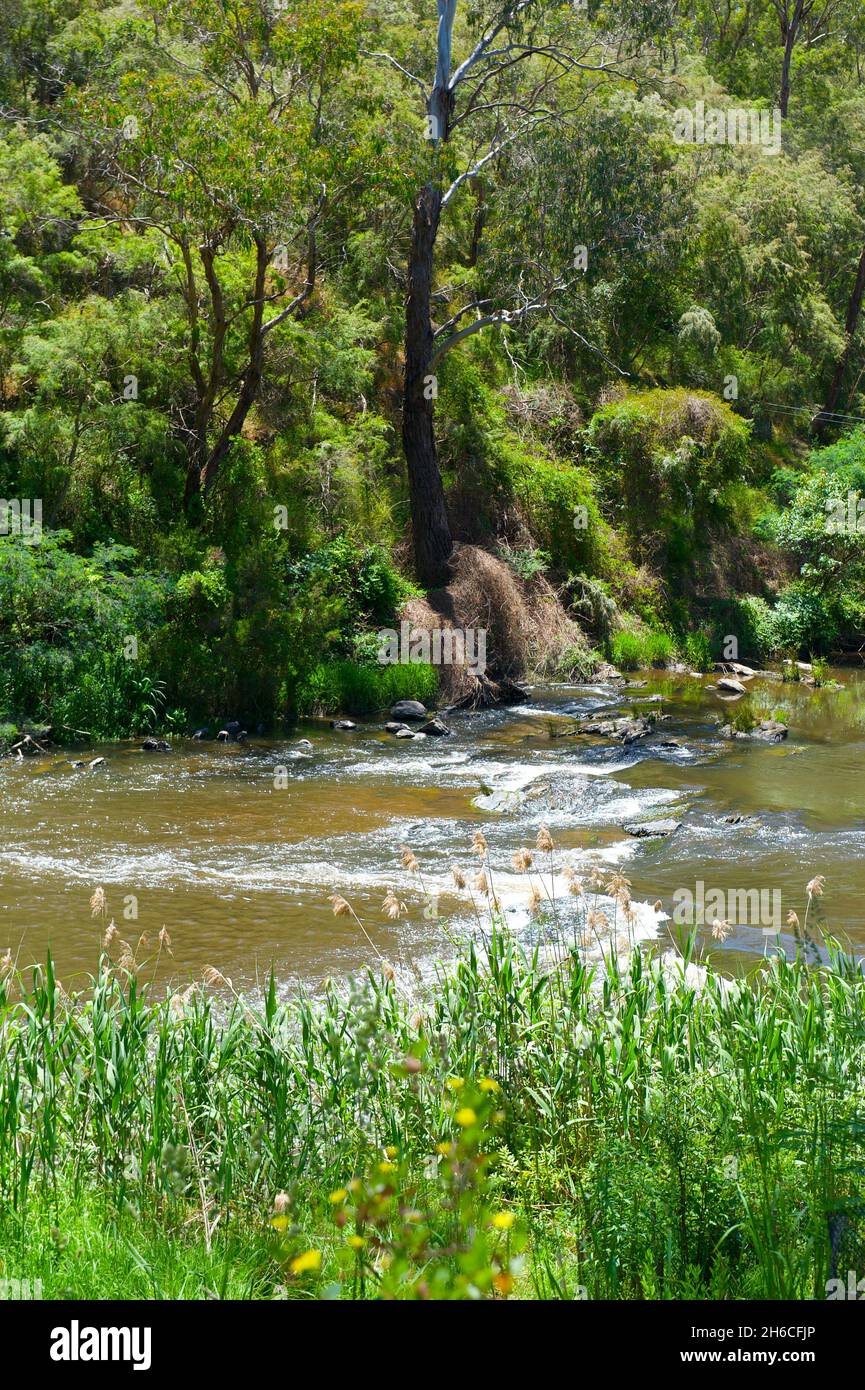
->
(779, 28), (795, 116)
(402, 181), (453, 588)
(815, 240), (865, 435)
(183, 236), (270, 506)
(778, 1), (804, 118)
(202, 352), (263, 495)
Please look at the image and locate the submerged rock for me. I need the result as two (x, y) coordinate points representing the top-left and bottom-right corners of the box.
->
(622, 818), (681, 838)
(560, 715), (654, 744)
(141, 738), (171, 752)
(386, 721), (410, 733)
(331, 720), (357, 731)
(88, 757), (106, 771)
(473, 787), (525, 813)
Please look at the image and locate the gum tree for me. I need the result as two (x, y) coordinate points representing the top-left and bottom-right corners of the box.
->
(373, 1), (650, 586)
(78, 0), (363, 514)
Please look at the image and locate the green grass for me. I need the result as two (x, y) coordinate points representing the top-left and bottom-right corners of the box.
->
(295, 660), (439, 716)
(0, 1194), (271, 1300)
(2, 853), (864, 1300)
(609, 627), (676, 671)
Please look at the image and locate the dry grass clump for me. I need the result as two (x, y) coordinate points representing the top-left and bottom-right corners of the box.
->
(402, 544), (586, 705)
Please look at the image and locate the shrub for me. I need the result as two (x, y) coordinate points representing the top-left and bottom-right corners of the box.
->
(554, 642), (602, 682)
(609, 630), (644, 670)
(585, 388), (753, 531)
(0, 531), (171, 736)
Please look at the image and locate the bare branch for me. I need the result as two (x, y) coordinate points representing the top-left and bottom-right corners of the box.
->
(360, 49), (428, 96)
(448, 0), (538, 91)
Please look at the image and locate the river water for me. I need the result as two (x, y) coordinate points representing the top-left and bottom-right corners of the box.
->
(2, 669), (864, 993)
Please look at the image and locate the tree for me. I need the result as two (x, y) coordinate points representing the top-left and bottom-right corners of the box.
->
(77, 0), (363, 513)
(815, 240), (865, 432)
(372, 0), (647, 586)
(770, 0), (843, 117)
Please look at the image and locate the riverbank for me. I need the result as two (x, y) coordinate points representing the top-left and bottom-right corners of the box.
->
(1, 879), (863, 1300)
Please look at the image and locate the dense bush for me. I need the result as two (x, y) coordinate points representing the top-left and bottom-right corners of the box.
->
(0, 530), (420, 731)
(0, 532), (172, 736)
(585, 389), (753, 531)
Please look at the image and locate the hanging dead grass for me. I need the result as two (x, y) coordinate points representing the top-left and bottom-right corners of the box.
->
(401, 544), (588, 706)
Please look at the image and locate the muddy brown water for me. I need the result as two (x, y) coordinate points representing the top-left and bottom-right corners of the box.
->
(2, 668), (864, 994)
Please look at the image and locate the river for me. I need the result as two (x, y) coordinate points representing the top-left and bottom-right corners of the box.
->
(2, 668), (864, 994)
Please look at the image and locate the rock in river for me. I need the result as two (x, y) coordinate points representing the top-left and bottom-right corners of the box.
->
(716, 677), (748, 696)
(418, 718), (451, 737)
(622, 818), (681, 838)
(720, 719), (788, 743)
(390, 700), (428, 722)
(560, 715), (655, 744)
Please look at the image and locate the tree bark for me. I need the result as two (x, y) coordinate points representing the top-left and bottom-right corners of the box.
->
(182, 235), (273, 506)
(778, 0), (807, 118)
(779, 24), (796, 116)
(815, 240), (865, 435)
(402, 181), (454, 588)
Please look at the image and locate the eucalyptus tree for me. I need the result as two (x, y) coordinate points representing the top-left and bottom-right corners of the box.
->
(77, 0), (364, 514)
(371, 0), (660, 587)
(770, 0), (847, 116)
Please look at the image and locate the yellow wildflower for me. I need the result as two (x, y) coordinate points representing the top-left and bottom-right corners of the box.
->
(290, 1249), (321, 1275)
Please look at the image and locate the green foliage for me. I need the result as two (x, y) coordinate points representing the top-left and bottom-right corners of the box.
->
(682, 629), (714, 672)
(769, 583), (848, 656)
(295, 660), (438, 716)
(609, 627), (676, 670)
(287, 538), (420, 631)
(2, 905), (864, 1300)
(495, 542), (550, 581)
(586, 389), (753, 546)
(0, 531), (171, 736)
(2, 1), (865, 732)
